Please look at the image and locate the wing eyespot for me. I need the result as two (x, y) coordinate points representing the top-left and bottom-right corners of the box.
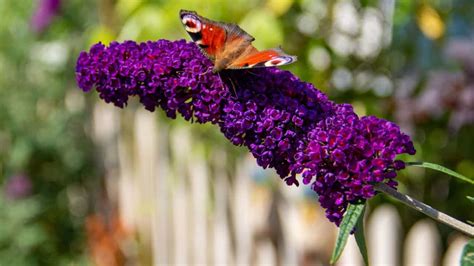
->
(182, 15), (202, 33)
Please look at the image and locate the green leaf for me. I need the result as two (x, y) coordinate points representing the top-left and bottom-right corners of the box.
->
(461, 239), (474, 266)
(354, 206), (369, 266)
(330, 203), (366, 264)
(467, 196), (474, 204)
(407, 162), (474, 185)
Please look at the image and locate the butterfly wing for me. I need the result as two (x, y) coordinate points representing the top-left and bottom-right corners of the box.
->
(179, 10), (253, 60)
(227, 47), (297, 69)
(179, 10), (297, 72)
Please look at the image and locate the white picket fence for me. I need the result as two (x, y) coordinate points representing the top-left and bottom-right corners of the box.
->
(91, 104), (469, 265)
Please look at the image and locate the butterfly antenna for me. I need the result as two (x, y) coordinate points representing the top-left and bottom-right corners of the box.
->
(229, 77), (238, 97)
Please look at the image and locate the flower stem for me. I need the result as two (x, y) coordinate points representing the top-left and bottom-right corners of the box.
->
(374, 182), (474, 237)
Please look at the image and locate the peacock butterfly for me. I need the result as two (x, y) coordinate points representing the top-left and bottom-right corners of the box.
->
(179, 10), (297, 73)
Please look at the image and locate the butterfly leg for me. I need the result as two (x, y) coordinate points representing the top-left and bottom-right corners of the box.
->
(198, 66), (214, 77)
(218, 72), (238, 98)
(243, 69), (262, 77)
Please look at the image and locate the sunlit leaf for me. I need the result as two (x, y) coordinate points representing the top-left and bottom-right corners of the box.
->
(330, 203), (366, 264)
(354, 205), (369, 265)
(407, 162), (474, 185)
(461, 240), (474, 266)
(468, 196), (474, 204)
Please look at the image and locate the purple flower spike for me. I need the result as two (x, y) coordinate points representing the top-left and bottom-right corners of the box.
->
(76, 40), (416, 225)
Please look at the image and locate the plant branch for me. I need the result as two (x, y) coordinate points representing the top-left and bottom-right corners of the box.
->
(374, 182), (474, 237)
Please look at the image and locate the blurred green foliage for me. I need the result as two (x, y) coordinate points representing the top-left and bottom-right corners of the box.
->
(0, 0), (98, 264)
(0, 0), (473, 264)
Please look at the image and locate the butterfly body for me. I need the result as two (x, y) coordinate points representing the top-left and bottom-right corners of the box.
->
(179, 10), (296, 73)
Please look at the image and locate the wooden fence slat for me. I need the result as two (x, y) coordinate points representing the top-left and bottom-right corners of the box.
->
(368, 204), (401, 265)
(404, 219), (441, 265)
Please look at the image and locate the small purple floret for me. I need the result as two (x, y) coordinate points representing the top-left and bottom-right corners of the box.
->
(75, 40), (416, 225)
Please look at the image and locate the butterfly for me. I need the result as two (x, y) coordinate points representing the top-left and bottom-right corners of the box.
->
(179, 10), (297, 73)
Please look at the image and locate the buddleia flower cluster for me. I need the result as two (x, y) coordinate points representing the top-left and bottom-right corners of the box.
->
(76, 39), (415, 225)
